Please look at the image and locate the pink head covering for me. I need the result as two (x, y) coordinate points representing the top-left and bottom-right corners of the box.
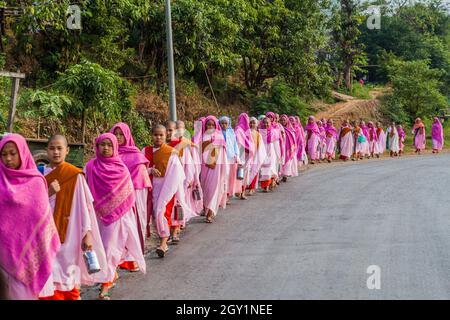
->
(305, 116), (320, 134)
(325, 120), (338, 139)
(193, 117), (205, 145)
(432, 117), (443, 144)
(110, 123), (150, 190)
(203, 115), (226, 147)
(85, 133), (136, 225)
(235, 113), (255, 157)
(413, 118), (425, 130)
(0, 134), (60, 296)
(280, 114), (297, 161)
(360, 121), (370, 139)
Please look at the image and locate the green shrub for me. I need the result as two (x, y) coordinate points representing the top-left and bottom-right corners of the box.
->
(250, 79), (311, 120)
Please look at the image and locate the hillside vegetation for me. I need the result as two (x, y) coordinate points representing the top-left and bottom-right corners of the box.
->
(0, 0), (448, 151)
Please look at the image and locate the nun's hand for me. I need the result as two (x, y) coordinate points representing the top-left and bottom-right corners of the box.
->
(48, 180), (61, 197)
(81, 231), (94, 251)
(151, 168), (162, 177)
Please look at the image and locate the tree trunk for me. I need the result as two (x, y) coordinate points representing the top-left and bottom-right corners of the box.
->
(344, 63), (352, 92)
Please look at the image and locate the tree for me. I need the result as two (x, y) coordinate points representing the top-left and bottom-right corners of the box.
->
(386, 58), (447, 121)
(331, 0), (367, 91)
(54, 60), (132, 143)
(360, 0), (449, 88)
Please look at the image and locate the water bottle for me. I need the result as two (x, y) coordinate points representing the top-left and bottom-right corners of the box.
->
(192, 186), (201, 201)
(174, 204), (184, 221)
(236, 167), (244, 180)
(83, 250), (101, 275)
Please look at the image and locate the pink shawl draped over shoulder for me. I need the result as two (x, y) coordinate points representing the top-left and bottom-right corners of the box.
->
(85, 133), (136, 226)
(0, 134), (60, 296)
(110, 122), (151, 190)
(280, 114), (297, 161)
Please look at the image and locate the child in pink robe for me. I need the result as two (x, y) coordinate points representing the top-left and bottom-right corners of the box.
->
(305, 116), (320, 164)
(325, 119), (337, 162)
(199, 116), (228, 222)
(85, 133), (146, 300)
(412, 118), (426, 154)
(338, 120), (354, 161)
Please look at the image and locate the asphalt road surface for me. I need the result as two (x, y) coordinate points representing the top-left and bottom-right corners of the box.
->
(86, 153), (450, 300)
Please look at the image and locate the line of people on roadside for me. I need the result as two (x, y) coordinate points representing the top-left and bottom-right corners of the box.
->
(0, 113), (444, 300)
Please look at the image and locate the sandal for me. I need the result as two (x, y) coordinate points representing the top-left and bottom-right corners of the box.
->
(171, 236), (180, 244)
(156, 246), (168, 258)
(98, 292), (111, 300)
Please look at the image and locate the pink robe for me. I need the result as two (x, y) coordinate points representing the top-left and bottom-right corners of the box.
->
(259, 130), (279, 181)
(40, 171), (109, 295)
(307, 131), (320, 160)
(339, 129), (354, 158)
(413, 127), (426, 150)
(178, 144), (203, 222)
(200, 133), (228, 216)
(152, 153), (191, 235)
(325, 136), (336, 158)
(377, 129), (386, 154)
(98, 208), (146, 282)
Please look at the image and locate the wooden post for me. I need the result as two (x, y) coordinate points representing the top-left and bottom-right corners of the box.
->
(6, 77), (20, 132)
(0, 70), (25, 133)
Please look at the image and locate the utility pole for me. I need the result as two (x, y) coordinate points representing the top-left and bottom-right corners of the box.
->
(165, 0), (177, 121)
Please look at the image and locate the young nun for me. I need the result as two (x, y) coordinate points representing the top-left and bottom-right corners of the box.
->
(376, 122), (387, 154)
(143, 125), (188, 255)
(289, 116), (304, 168)
(397, 125), (406, 156)
(0, 134), (60, 300)
(39, 135), (108, 300)
(305, 116), (320, 164)
(279, 114), (298, 181)
(324, 119), (337, 163)
(412, 118), (426, 154)
(386, 122), (400, 157)
(431, 117), (444, 153)
(234, 113), (256, 199)
(219, 116), (241, 200)
(199, 116), (228, 223)
(358, 120), (371, 158)
(174, 120), (204, 219)
(317, 120), (327, 161)
(259, 116), (280, 192)
(85, 133), (146, 300)
(110, 123), (151, 272)
(352, 124), (365, 161)
(265, 112), (283, 186)
(367, 121), (380, 158)
(246, 117), (267, 195)
(165, 121), (197, 236)
(295, 116), (308, 166)
(338, 119), (354, 161)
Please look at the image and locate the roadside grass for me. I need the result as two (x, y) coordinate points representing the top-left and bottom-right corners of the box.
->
(338, 82), (384, 100)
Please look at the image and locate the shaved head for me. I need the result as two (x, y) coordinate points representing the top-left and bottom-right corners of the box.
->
(48, 134), (68, 147)
(165, 121), (176, 129)
(152, 124), (166, 133)
(176, 120), (185, 129)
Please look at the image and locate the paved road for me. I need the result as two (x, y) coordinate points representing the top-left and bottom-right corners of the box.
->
(88, 154), (450, 300)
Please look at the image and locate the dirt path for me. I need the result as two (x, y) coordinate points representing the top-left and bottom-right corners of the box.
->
(315, 88), (389, 125)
